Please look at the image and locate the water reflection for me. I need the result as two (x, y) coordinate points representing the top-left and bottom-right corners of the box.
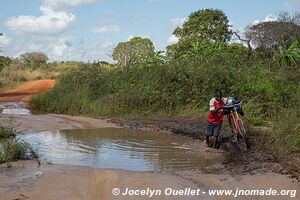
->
(23, 128), (221, 172)
(0, 102), (31, 115)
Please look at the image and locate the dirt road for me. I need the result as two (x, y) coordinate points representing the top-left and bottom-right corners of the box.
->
(0, 79), (55, 103)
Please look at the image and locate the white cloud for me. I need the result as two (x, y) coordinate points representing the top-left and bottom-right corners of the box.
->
(6, 35), (114, 62)
(5, 10), (75, 36)
(42, 0), (96, 11)
(167, 34), (179, 45)
(252, 14), (278, 25)
(165, 17), (186, 46)
(91, 25), (120, 33)
(8, 35), (73, 61)
(171, 17), (187, 29)
(0, 35), (11, 47)
(3, 0), (113, 62)
(5, 0), (95, 36)
(50, 41), (70, 57)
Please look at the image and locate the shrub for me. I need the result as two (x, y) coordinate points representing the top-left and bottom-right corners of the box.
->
(0, 122), (39, 167)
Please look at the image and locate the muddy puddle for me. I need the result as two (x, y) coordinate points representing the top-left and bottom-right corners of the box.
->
(22, 128), (222, 172)
(0, 102), (31, 115)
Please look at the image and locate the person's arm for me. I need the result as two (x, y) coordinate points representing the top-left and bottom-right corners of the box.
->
(211, 106), (224, 114)
(209, 98), (224, 114)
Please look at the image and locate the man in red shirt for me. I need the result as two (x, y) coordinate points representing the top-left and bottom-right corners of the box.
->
(205, 90), (227, 148)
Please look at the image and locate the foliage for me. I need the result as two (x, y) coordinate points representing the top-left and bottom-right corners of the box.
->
(276, 41), (300, 66)
(168, 9), (232, 57)
(271, 107), (300, 152)
(168, 40), (248, 61)
(31, 45), (297, 118)
(245, 21), (300, 51)
(0, 122), (38, 168)
(19, 52), (49, 70)
(112, 37), (155, 68)
(0, 56), (11, 71)
(0, 123), (16, 138)
(174, 9), (232, 42)
(0, 138), (30, 168)
(135, 51), (166, 66)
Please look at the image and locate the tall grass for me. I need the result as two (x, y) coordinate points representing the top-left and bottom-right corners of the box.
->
(0, 60), (77, 89)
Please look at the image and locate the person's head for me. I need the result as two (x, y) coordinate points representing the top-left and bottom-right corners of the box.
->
(214, 90), (222, 102)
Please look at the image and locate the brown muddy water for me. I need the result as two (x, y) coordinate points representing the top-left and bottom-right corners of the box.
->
(22, 128), (222, 172)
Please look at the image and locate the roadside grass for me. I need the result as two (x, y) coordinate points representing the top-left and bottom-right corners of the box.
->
(0, 68), (56, 89)
(0, 61), (76, 90)
(270, 109), (300, 152)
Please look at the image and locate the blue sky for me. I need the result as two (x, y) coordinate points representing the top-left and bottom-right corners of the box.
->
(0, 0), (299, 62)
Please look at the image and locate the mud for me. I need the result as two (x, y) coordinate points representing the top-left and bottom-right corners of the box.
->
(110, 116), (300, 181)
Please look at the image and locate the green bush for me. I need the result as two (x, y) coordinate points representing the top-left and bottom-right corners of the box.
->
(0, 123), (39, 167)
(0, 56), (11, 71)
(0, 138), (30, 167)
(0, 124), (16, 138)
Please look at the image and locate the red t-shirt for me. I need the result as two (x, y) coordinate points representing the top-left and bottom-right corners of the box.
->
(207, 97), (227, 124)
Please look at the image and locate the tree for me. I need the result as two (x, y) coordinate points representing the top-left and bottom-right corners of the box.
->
(0, 56), (11, 71)
(174, 9), (232, 42)
(112, 37), (155, 68)
(245, 21), (300, 51)
(19, 52), (48, 69)
(167, 9), (232, 58)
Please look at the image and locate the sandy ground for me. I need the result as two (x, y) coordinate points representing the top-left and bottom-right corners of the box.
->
(0, 161), (298, 200)
(0, 81), (299, 200)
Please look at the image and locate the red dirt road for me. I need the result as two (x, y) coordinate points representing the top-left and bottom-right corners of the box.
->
(0, 80), (55, 102)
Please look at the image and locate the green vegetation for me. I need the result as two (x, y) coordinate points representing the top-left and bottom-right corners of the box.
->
(28, 9), (300, 153)
(19, 52), (48, 70)
(112, 37), (155, 68)
(0, 56), (11, 71)
(0, 120), (16, 138)
(0, 121), (39, 168)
